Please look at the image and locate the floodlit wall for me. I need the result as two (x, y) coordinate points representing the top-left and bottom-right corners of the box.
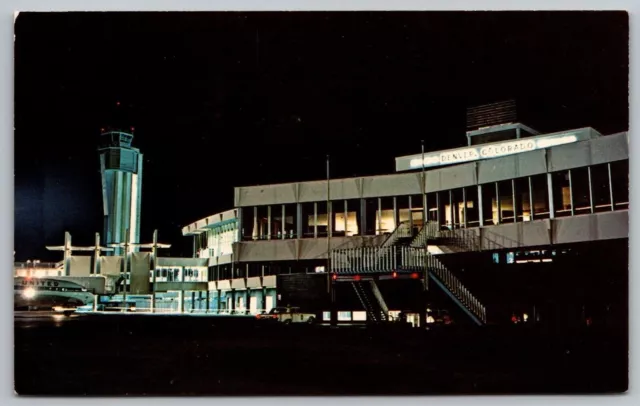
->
(477, 211), (628, 249)
(234, 132), (628, 206)
(69, 256), (92, 276)
(100, 256), (123, 276)
(130, 252), (151, 294)
(234, 235), (387, 262)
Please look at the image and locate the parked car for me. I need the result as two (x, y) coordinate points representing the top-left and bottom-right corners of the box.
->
(256, 306), (316, 325)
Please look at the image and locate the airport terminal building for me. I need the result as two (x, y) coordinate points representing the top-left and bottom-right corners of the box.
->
(180, 122), (629, 327)
(20, 116), (628, 328)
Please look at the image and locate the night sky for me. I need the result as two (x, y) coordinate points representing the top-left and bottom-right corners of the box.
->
(14, 11), (628, 261)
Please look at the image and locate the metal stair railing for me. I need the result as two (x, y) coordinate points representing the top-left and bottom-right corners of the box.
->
(368, 280), (389, 319)
(331, 245), (426, 274)
(380, 221), (413, 249)
(352, 281), (386, 322)
(480, 229), (523, 250)
(410, 221), (440, 248)
(426, 253), (487, 325)
(437, 228), (481, 253)
(425, 226), (523, 253)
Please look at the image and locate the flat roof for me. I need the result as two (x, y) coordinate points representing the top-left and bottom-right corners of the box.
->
(182, 209), (237, 236)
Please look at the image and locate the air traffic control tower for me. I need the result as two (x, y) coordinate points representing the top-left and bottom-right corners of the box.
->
(98, 130), (143, 256)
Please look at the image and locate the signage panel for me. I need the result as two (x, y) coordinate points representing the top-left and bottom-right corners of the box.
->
(402, 132), (579, 171)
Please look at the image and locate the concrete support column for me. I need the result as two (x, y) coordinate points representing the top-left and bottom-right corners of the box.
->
(608, 163), (614, 211)
(528, 176), (534, 221)
(93, 295), (98, 312)
(587, 167), (594, 214)
(360, 199), (367, 236)
(179, 290), (185, 314)
(313, 202), (318, 238)
(376, 197), (382, 234)
(436, 193), (441, 227)
(462, 188), (467, 228)
(282, 204), (286, 239)
(253, 207), (258, 240)
(344, 200), (348, 236)
(408, 195), (414, 231)
(150, 292), (155, 313)
(477, 185), (484, 227)
(393, 196), (398, 230)
(230, 289), (236, 314)
(246, 289), (250, 315)
(262, 287), (267, 312)
(547, 173), (555, 219)
(296, 203), (303, 239)
(495, 182), (501, 224)
(449, 189), (454, 228)
(422, 193), (428, 228)
(267, 206), (272, 240)
(568, 170), (575, 216)
(217, 289), (222, 313)
(512, 179), (517, 223)
(236, 208), (243, 243)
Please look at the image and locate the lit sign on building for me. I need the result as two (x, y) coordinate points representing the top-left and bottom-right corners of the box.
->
(407, 133), (578, 170)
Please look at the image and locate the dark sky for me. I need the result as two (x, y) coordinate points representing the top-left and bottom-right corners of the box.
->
(14, 11), (628, 261)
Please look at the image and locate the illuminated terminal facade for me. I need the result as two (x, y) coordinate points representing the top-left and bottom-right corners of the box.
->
(180, 121), (628, 326)
(24, 114), (628, 327)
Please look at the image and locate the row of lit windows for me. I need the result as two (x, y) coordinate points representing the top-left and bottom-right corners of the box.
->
(150, 267), (208, 282)
(239, 161), (628, 239)
(493, 248), (572, 264)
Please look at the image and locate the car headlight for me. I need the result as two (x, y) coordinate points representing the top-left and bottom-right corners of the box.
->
(23, 287), (36, 299)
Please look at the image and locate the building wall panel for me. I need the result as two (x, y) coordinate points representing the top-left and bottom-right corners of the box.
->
(236, 235), (386, 262)
(231, 132), (627, 208)
(589, 132), (629, 166)
(263, 275), (277, 288)
(236, 240), (298, 262)
(236, 183), (297, 207)
(217, 280), (231, 290)
(99, 256), (123, 276)
(426, 163), (476, 193)
(69, 256), (92, 277)
(246, 276), (262, 288)
(554, 211), (628, 244)
(363, 173), (422, 198)
(130, 252), (151, 294)
(231, 278), (246, 290)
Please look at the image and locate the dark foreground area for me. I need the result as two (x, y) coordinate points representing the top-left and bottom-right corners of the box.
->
(14, 312), (628, 396)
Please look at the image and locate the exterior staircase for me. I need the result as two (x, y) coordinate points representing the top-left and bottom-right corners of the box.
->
(331, 221), (506, 326)
(380, 221), (413, 248)
(410, 221), (439, 248)
(426, 253), (487, 325)
(352, 280), (389, 322)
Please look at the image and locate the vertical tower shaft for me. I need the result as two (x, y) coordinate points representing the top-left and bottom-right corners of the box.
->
(98, 130), (143, 256)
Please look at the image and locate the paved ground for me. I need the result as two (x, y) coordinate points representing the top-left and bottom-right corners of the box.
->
(14, 312), (628, 395)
